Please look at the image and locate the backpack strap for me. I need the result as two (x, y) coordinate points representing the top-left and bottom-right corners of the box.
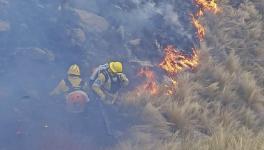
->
(64, 77), (84, 92)
(79, 79), (85, 88)
(101, 70), (122, 94)
(64, 77), (73, 90)
(101, 69), (109, 83)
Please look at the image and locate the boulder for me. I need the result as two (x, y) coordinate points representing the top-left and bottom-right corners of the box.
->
(13, 47), (55, 62)
(73, 9), (109, 32)
(66, 28), (86, 46)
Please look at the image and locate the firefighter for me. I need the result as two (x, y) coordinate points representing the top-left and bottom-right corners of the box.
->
(90, 61), (129, 104)
(50, 64), (88, 95)
(50, 64), (89, 113)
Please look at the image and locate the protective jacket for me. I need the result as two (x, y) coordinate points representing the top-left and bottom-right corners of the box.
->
(91, 64), (129, 100)
(50, 76), (88, 96)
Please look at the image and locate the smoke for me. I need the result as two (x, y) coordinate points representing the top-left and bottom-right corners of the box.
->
(0, 0), (199, 149)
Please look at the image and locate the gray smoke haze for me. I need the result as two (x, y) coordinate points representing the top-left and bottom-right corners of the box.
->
(0, 0), (198, 149)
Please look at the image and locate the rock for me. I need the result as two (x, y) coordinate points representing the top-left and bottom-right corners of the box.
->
(129, 38), (141, 46)
(66, 28), (86, 47)
(73, 9), (109, 32)
(0, 21), (10, 32)
(13, 48), (55, 62)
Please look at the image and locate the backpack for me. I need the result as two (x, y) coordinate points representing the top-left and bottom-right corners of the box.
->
(89, 64), (109, 85)
(64, 77), (85, 93)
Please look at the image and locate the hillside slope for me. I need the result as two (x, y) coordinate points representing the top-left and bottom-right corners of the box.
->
(113, 1), (264, 149)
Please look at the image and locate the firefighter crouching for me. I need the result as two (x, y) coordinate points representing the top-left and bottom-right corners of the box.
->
(90, 61), (129, 104)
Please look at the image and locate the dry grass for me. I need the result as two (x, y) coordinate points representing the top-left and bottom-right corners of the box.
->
(113, 126), (264, 150)
(110, 0), (264, 149)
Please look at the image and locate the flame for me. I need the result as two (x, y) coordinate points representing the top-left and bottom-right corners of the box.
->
(135, 0), (220, 96)
(194, 0), (220, 14)
(191, 15), (205, 41)
(137, 67), (158, 95)
(159, 45), (199, 76)
(195, 9), (204, 17)
(165, 78), (177, 95)
(192, 0), (220, 41)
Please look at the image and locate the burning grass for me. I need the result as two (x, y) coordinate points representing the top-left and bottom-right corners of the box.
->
(136, 67), (159, 96)
(194, 0), (221, 14)
(117, 46), (264, 148)
(159, 46), (199, 76)
(77, 0), (264, 148)
(115, 0), (264, 147)
(191, 15), (206, 41)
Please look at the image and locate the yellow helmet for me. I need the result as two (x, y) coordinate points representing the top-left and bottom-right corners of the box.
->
(68, 64), (80, 76)
(109, 61), (123, 73)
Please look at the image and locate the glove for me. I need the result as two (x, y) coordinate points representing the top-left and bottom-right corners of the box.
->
(118, 73), (125, 80)
(118, 73), (129, 86)
(119, 73), (128, 82)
